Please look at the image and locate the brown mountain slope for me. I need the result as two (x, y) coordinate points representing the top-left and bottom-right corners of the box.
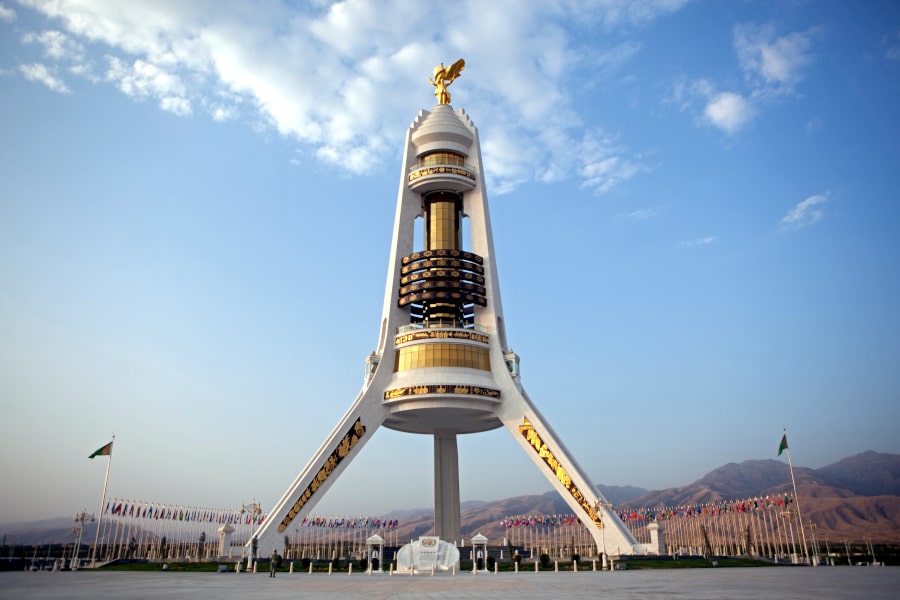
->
(816, 450), (900, 496)
(620, 453), (900, 543)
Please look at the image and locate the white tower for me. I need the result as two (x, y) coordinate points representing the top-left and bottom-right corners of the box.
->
(251, 60), (645, 558)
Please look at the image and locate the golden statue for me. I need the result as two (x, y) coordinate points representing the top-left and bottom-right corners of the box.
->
(429, 59), (465, 105)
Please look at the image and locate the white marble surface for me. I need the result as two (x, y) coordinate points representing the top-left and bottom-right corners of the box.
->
(2, 567), (898, 600)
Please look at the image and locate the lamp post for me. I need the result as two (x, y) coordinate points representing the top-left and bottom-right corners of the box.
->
(807, 522), (818, 566)
(782, 510), (797, 564)
(593, 499), (610, 570)
(72, 510), (94, 570)
(241, 500), (261, 570)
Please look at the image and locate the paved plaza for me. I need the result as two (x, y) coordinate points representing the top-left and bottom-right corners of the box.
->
(2, 568), (898, 600)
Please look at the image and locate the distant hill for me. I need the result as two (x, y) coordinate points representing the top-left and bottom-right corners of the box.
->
(816, 450), (900, 496)
(619, 451), (900, 543)
(4, 451), (897, 545)
(0, 516), (100, 546)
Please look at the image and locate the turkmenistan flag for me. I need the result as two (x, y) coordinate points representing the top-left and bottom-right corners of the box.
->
(89, 441), (113, 459)
(777, 434), (788, 457)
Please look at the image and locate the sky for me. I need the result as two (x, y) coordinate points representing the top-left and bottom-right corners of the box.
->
(1, 0), (899, 525)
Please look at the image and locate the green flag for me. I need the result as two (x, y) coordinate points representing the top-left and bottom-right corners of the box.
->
(89, 441), (113, 459)
(777, 434), (788, 457)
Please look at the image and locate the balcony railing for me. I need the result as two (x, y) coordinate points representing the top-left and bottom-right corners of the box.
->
(397, 320), (492, 335)
(408, 160), (477, 185)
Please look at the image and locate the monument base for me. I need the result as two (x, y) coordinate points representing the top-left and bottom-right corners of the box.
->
(395, 536), (460, 573)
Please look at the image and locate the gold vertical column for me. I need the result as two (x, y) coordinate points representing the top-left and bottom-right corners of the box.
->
(423, 191), (463, 324)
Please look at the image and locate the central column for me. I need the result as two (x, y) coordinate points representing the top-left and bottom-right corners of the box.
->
(433, 433), (461, 543)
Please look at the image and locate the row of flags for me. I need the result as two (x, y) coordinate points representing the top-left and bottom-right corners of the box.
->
(500, 515), (581, 528)
(104, 500), (266, 525)
(499, 494), (796, 529)
(299, 516), (400, 529)
(87, 432), (796, 533)
(100, 498), (402, 531)
(619, 495), (794, 523)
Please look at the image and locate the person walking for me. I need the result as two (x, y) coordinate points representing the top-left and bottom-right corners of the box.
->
(269, 549), (279, 577)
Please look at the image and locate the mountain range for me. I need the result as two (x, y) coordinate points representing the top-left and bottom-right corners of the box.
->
(410, 451), (900, 544)
(3, 451), (898, 545)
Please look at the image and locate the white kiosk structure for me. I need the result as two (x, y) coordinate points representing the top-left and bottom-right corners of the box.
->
(250, 59), (645, 559)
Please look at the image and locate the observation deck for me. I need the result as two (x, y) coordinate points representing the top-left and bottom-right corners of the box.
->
(407, 156), (477, 194)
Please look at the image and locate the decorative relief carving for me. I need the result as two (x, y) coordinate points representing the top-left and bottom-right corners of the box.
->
(384, 385), (501, 400)
(395, 330), (489, 345)
(518, 417), (602, 529)
(409, 165), (476, 183)
(277, 418), (366, 532)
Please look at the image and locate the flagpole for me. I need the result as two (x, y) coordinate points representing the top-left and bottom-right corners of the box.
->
(91, 434), (115, 566)
(782, 428), (810, 564)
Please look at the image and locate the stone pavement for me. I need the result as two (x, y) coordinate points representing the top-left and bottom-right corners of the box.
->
(2, 567), (898, 599)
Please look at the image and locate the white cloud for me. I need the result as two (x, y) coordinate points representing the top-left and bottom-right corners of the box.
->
(885, 30), (900, 63)
(805, 116), (823, 134)
(210, 105), (236, 122)
(160, 95), (191, 117)
(703, 91), (754, 134)
(580, 154), (642, 194)
(622, 207), (661, 220)
(669, 78), (756, 134)
(15, 0), (681, 190)
(575, 0), (691, 28)
(734, 23), (816, 92)
(23, 30), (85, 61)
(678, 235), (717, 248)
(0, 3), (15, 22)
(780, 194), (827, 230)
(574, 130), (645, 194)
(19, 62), (69, 93)
(669, 22), (816, 135)
(105, 56), (191, 115)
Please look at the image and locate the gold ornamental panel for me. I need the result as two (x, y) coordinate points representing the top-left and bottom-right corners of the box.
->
(277, 418), (367, 532)
(518, 417), (602, 529)
(409, 165), (477, 184)
(395, 329), (490, 346)
(400, 258), (484, 276)
(400, 269), (485, 286)
(402, 249), (483, 266)
(384, 384), (501, 400)
(393, 342), (491, 371)
(399, 279), (486, 297)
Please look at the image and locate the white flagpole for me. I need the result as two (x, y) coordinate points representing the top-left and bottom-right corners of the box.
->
(91, 434), (115, 566)
(782, 428), (810, 564)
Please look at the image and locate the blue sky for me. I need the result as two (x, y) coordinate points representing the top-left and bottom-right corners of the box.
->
(1, 0), (899, 524)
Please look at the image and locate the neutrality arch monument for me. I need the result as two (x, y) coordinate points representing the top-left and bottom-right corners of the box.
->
(251, 60), (647, 560)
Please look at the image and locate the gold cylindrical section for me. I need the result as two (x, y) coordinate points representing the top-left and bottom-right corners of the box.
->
(393, 343), (491, 372)
(425, 191), (461, 251)
(422, 190), (464, 324)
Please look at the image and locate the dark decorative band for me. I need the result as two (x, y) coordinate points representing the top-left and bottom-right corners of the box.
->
(399, 280), (486, 297)
(395, 329), (490, 345)
(408, 165), (477, 184)
(400, 269), (485, 286)
(398, 290), (487, 307)
(518, 417), (602, 529)
(384, 385), (501, 400)
(277, 419), (367, 532)
(401, 258), (484, 276)
(402, 249), (483, 265)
